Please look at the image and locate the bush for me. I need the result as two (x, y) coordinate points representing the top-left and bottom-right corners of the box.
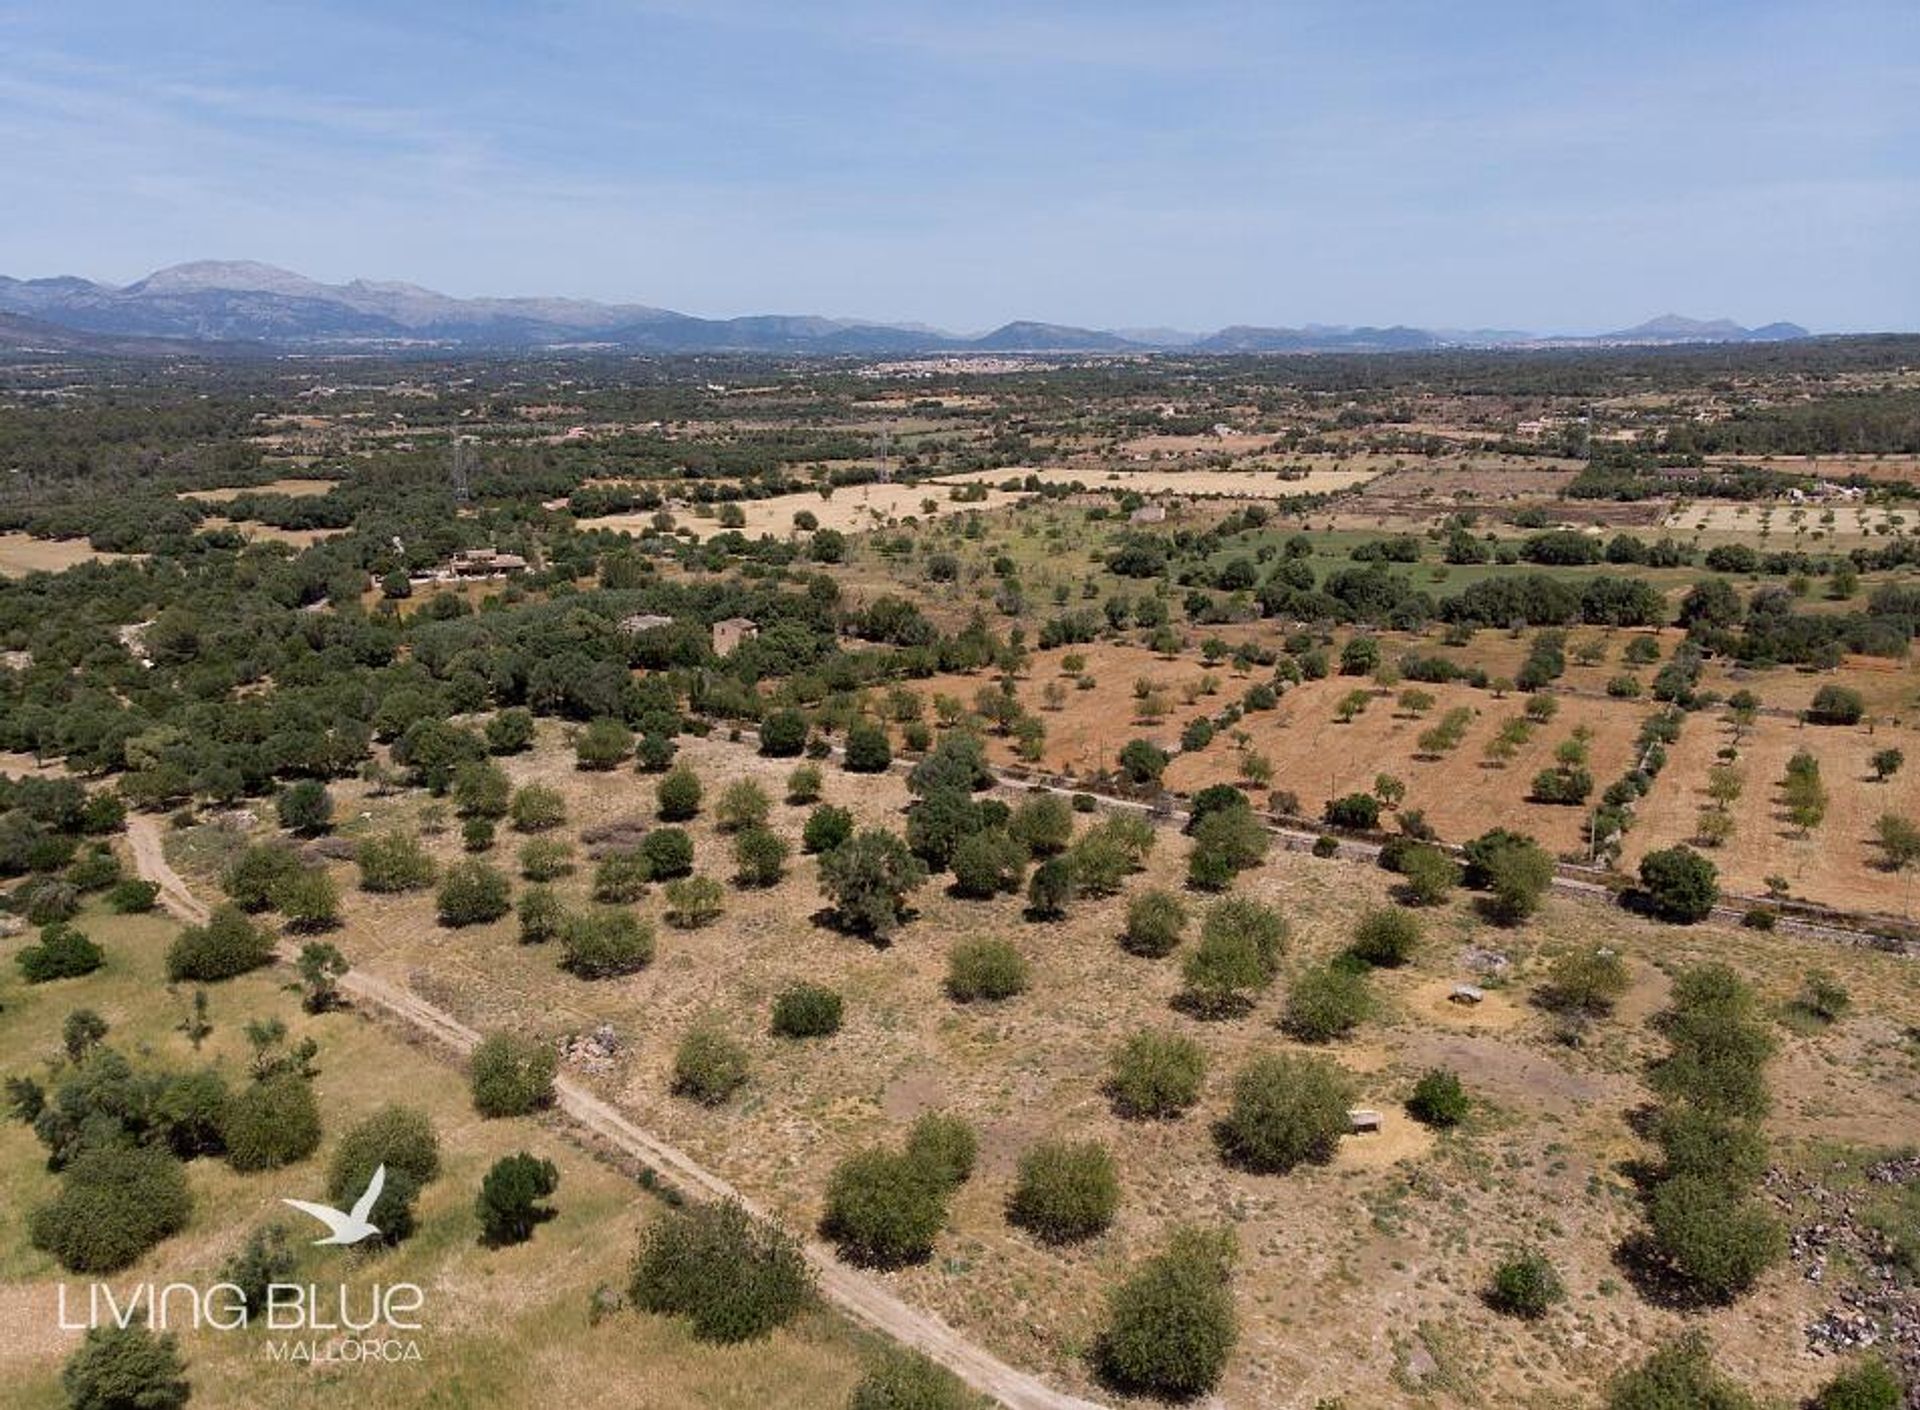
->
(575, 716), (633, 770)
(1181, 905), (1283, 1016)
(1398, 844), (1459, 905)
(664, 875), (726, 929)
(222, 842), (305, 911)
(639, 827), (695, 880)
(630, 1200), (813, 1343)
(509, 784), (567, 833)
(486, 707), (535, 755)
(715, 779), (770, 832)
(1638, 845), (1719, 924)
(329, 1106), (439, 1245)
(476, 1151), (559, 1247)
(1311, 834), (1339, 858)
(1811, 1360), (1905, 1410)
(462, 817), (496, 853)
(591, 850), (650, 902)
(219, 1223), (296, 1320)
(848, 1348), (973, 1410)
(1489, 1250), (1565, 1318)
(819, 829), (927, 941)
(672, 1022), (749, 1104)
(1542, 945), (1630, 1014)
(1282, 964), (1371, 1041)
(1007, 1140), (1119, 1244)
(356, 830), (436, 892)
(844, 721), (894, 773)
(1025, 855), (1074, 918)
(1216, 1053), (1354, 1172)
(105, 878), (160, 914)
(1122, 889), (1187, 957)
(771, 983), (843, 1038)
(561, 908), (656, 978)
(946, 937), (1030, 1002)
(822, 1148), (948, 1268)
(904, 1113), (977, 1189)
(1109, 1029), (1206, 1118)
(470, 1032), (558, 1117)
(17, 921), (105, 983)
(221, 1073), (322, 1172)
(452, 760), (512, 819)
(1407, 1068), (1469, 1127)
(1646, 1174), (1784, 1299)
(786, 763), (823, 804)
(759, 709), (808, 757)
(803, 803), (855, 854)
(276, 779), (333, 836)
(1186, 805), (1269, 890)
(1097, 1226), (1238, 1400)
(657, 767), (703, 821)
(1807, 684), (1866, 726)
(950, 829), (1025, 899)
(1323, 792), (1381, 829)
(437, 860), (512, 926)
(518, 837), (574, 882)
(1475, 833), (1555, 924)
(165, 906), (273, 982)
(30, 1145), (193, 1273)
(1009, 794), (1073, 856)
(1117, 739), (1169, 785)
(1608, 1333), (1755, 1410)
(516, 885), (565, 944)
(1350, 907), (1420, 967)
(62, 1325), (191, 1410)
(733, 826), (789, 887)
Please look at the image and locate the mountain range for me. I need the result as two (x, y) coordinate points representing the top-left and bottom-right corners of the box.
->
(0, 261), (1814, 356)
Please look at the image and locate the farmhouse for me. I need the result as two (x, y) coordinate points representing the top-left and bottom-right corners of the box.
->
(447, 548), (529, 577)
(712, 617), (759, 655)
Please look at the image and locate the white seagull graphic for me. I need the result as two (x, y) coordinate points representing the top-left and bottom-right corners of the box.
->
(281, 1163), (386, 1245)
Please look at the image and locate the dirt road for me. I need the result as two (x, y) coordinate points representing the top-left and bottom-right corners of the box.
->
(123, 815), (1107, 1410)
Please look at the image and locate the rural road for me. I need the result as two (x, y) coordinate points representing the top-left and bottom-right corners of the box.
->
(123, 815), (1109, 1410)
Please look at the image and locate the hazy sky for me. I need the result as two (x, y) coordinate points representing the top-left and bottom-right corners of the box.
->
(1, 1), (1914, 332)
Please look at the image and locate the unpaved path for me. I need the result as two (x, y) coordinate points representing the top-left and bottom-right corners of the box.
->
(123, 815), (1106, 1410)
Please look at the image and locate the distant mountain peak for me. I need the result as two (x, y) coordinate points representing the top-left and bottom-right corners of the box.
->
(1597, 314), (1810, 344)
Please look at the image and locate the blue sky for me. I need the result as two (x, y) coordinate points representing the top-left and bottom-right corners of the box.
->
(1, 1), (1914, 332)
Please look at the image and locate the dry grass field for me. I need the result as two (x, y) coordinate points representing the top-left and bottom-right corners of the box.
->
(0, 533), (134, 577)
(0, 906), (874, 1409)
(145, 728), (1920, 1408)
(1661, 499), (1912, 545)
(179, 479), (339, 502)
(580, 482), (1033, 541)
(939, 465), (1385, 500)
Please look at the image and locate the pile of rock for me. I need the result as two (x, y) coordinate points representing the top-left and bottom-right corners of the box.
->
(561, 1024), (622, 1074)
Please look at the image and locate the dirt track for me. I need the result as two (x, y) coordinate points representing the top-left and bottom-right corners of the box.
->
(123, 815), (1106, 1410)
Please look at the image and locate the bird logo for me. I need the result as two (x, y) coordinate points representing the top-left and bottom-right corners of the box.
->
(281, 1164), (386, 1245)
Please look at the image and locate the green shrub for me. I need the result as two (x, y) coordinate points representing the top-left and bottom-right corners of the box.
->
(847, 1348), (974, 1410)
(1025, 855), (1074, 918)
(1542, 945), (1630, 1014)
(436, 860), (512, 926)
(518, 837), (574, 881)
(1489, 1250), (1565, 1318)
(1812, 1360), (1905, 1410)
(1122, 889), (1187, 958)
(803, 804), (855, 854)
(1638, 845), (1719, 924)
(771, 983), (843, 1038)
(165, 906), (273, 982)
(222, 842), (305, 911)
(516, 884), (565, 944)
(61, 1325), (191, 1410)
(1282, 964), (1371, 1041)
(672, 1022), (748, 1105)
(591, 849), (650, 902)
(733, 826), (790, 887)
(1096, 1226), (1238, 1399)
(639, 827), (695, 880)
(1608, 1333), (1755, 1410)
(664, 875), (726, 929)
(452, 759), (512, 819)
(218, 1223), (297, 1320)
(904, 1113), (977, 1189)
(476, 1152), (560, 1247)
(328, 1105), (439, 1245)
(630, 1199), (813, 1343)
(356, 830), (436, 892)
(844, 721), (893, 773)
(1009, 793), (1073, 856)
(1108, 1029), (1207, 1119)
(1350, 907), (1420, 967)
(945, 937), (1030, 1003)
(470, 1032), (558, 1117)
(17, 922), (105, 983)
(1216, 1052), (1354, 1172)
(461, 817), (496, 853)
(485, 707), (535, 754)
(221, 1073), (322, 1172)
(819, 829), (927, 941)
(30, 1145), (193, 1273)
(105, 878), (160, 914)
(715, 779), (771, 833)
(822, 1148), (948, 1268)
(575, 717), (633, 770)
(657, 767), (703, 821)
(759, 709), (808, 757)
(950, 829), (1025, 899)
(1398, 844), (1459, 904)
(509, 784), (567, 833)
(1646, 1174), (1784, 1300)
(1323, 792), (1381, 830)
(786, 764), (823, 804)
(561, 908), (655, 978)
(1186, 805), (1269, 890)
(1007, 1140), (1119, 1244)
(1407, 1068), (1469, 1128)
